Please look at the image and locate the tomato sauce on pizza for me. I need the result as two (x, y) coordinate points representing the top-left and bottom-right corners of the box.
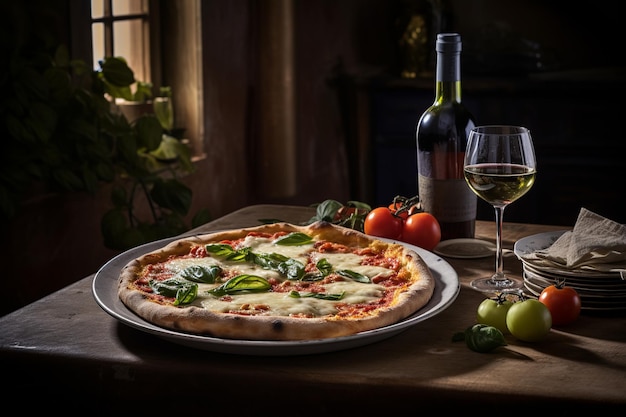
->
(118, 221), (435, 341)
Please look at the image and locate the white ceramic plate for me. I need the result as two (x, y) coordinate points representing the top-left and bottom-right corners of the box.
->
(523, 267), (626, 294)
(434, 238), (496, 259)
(92, 234), (459, 356)
(523, 277), (626, 311)
(514, 231), (623, 279)
(523, 263), (626, 289)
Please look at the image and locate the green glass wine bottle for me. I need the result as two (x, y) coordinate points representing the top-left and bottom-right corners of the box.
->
(415, 33), (477, 241)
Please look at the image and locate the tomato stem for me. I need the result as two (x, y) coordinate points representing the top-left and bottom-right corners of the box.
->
(391, 195), (422, 217)
(496, 288), (525, 303)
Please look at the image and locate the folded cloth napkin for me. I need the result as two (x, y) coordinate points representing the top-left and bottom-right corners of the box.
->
(521, 208), (626, 275)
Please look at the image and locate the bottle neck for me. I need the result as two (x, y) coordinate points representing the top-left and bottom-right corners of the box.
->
(434, 51), (462, 104)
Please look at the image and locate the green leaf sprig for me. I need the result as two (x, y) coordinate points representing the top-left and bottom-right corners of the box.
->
(208, 275), (271, 296)
(177, 265), (222, 283)
(205, 240), (370, 283)
(273, 232), (313, 246)
(306, 200), (371, 232)
(149, 278), (198, 306)
(205, 244), (253, 262)
(289, 290), (345, 301)
(336, 269), (370, 283)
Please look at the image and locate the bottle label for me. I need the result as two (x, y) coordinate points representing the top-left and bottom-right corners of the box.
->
(418, 175), (477, 222)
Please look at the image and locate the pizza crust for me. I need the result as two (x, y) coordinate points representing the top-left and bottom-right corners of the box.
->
(118, 221), (435, 341)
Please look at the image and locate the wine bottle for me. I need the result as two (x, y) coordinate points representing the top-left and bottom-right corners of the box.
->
(415, 33), (477, 241)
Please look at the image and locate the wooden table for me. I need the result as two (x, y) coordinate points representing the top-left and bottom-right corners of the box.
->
(1, 204), (624, 414)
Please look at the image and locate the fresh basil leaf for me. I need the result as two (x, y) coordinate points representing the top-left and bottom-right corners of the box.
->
(277, 258), (305, 280)
(205, 243), (235, 257)
(254, 252), (289, 269)
(149, 278), (185, 297)
(337, 269), (370, 283)
(463, 324), (507, 353)
(299, 258), (332, 281)
(207, 274), (271, 296)
(205, 244), (252, 262)
(289, 290), (345, 301)
(257, 218), (283, 224)
(316, 258), (332, 276)
(231, 247), (254, 262)
(301, 272), (325, 281)
(178, 265), (221, 283)
(308, 199), (343, 223)
(346, 200), (371, 210)
(149, 278), (198, 305)
(173, 284), (198, 305)
(273, 232), (313, 246)
(252, 253), (305, 280)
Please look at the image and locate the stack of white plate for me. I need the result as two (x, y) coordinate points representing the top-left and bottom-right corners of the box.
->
(514, 231), (626, 313)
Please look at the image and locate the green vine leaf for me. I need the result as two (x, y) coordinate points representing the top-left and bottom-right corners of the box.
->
(134, 114), (163, 151)
(150, 179), (192, 216)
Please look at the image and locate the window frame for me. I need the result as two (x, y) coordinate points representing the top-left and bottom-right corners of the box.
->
(69, 0), (203, 156)
(69, 0), (163, 93)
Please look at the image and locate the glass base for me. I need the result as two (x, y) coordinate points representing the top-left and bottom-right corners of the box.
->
(470, 276), (523, 293)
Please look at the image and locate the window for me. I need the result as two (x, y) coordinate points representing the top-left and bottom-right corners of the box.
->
(73, 0), (202, 155)
(90, 0), (153, 83)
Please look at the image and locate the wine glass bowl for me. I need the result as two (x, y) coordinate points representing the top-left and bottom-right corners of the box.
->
(464, 125), (537, 292)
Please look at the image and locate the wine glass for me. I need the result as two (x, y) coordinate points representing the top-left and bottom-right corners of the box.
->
(464, 125), (537, 293)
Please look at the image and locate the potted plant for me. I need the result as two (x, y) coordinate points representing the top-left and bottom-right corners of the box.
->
(1, 43), (209, 250)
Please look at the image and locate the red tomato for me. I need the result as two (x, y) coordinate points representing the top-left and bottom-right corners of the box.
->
(364, 207), (403, 240)
(538, 284), (582, 325)
(333, 206), (357, 221)
(401, 212), (441, 251)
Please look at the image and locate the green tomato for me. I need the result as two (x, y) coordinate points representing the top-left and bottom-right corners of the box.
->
(506, 299), (552, 342)
(477, 298), (513, 334)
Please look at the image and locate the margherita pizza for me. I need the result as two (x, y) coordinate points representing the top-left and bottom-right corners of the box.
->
(118, 221), (435, 341)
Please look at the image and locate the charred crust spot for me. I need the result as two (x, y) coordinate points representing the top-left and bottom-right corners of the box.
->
(272, 319), (284, 332)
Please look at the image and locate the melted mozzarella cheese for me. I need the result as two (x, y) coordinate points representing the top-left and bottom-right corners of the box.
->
(162, 235), (394, 316)
(196, 280), (385, 316)
(240, 235), (313, 264)
(165, 257), (221, 272)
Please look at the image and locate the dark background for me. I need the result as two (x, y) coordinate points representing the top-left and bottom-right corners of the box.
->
(2, 0), (624, 315)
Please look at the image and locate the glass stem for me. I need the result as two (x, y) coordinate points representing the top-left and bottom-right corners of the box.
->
(493, 205), (506, 281)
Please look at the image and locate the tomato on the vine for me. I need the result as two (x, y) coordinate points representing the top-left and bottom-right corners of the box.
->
(388, 202), (419, 220)
(538, 283), (581, 326)
(364, 196), (440, 251)
(477, 297), (513, 334)
(363, 207), (403, 240)
(401, 212), (441, 251)
(333, 206), (358, 221)
(506, 299), (552, 342)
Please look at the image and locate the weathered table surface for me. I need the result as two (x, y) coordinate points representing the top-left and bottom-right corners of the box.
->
(1, 204), (624, 414)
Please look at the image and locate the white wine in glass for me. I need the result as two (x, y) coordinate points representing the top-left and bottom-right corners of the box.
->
(464, 125), (536, 292)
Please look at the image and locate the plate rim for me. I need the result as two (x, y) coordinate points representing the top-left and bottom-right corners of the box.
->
(92, 233), (460, 356)
(433, 238), (496, 259)
(523, 278), (626, 311)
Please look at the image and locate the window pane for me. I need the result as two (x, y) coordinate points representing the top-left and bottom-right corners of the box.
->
(91, 0), (105, 18)
(92, 22), (105, 70)
(113, 0), (147, 15)
(113, 19), (149, 83)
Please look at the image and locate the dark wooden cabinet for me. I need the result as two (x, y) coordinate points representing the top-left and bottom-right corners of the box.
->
(336, 71), (626, 226)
